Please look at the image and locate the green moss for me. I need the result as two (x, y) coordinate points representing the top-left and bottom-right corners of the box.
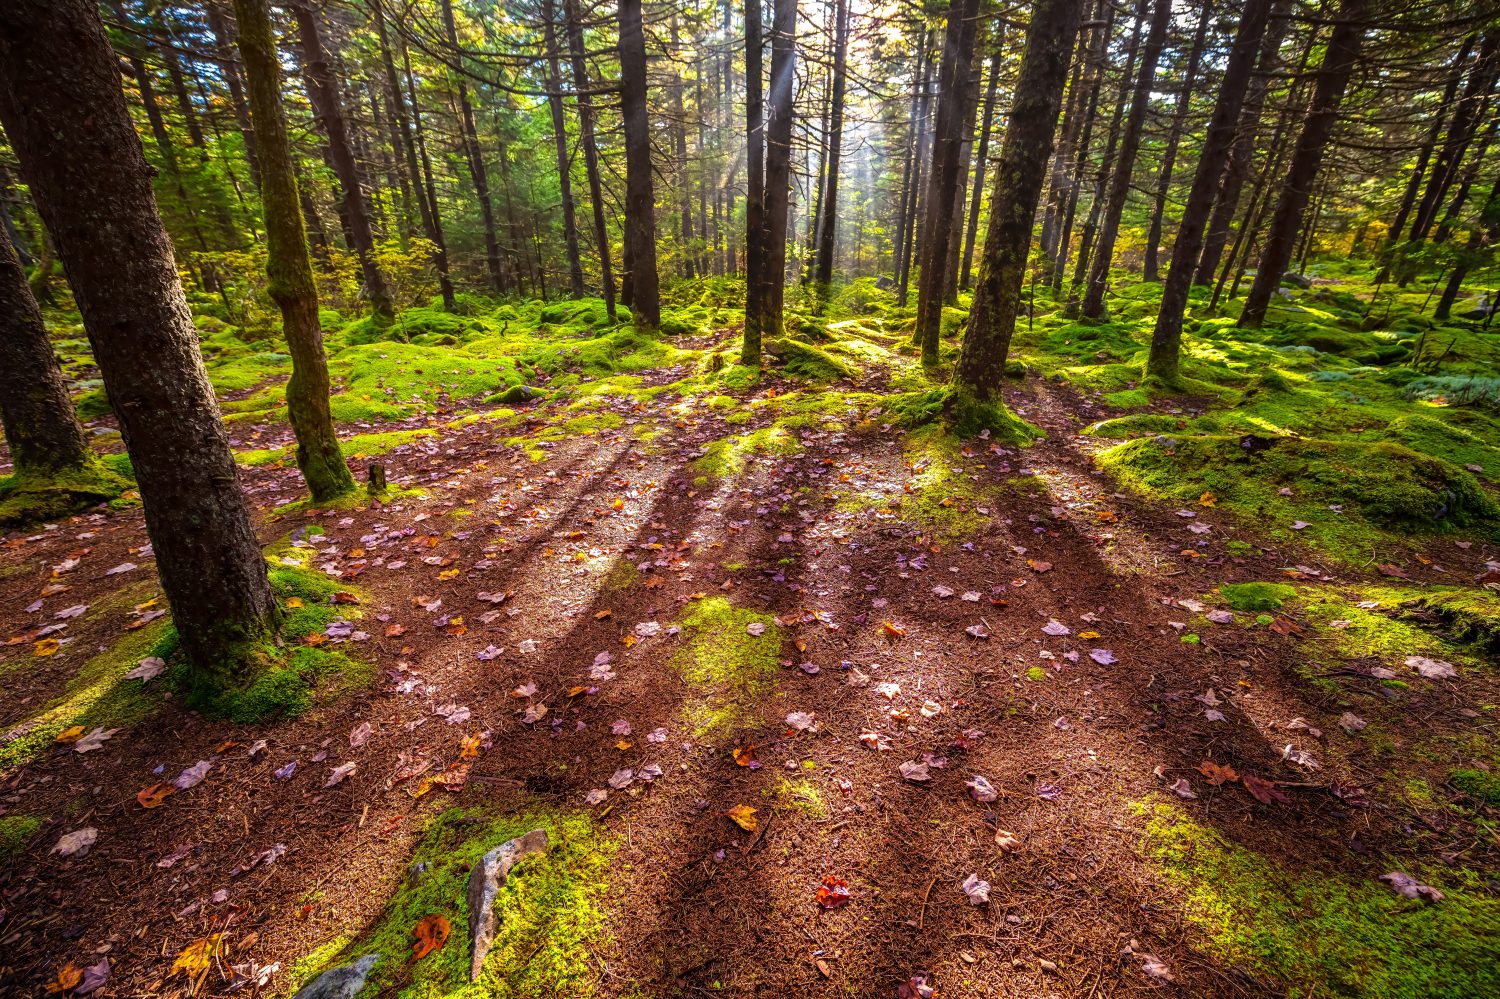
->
(288, 807), (617, 999)
(1097, 434), (1499, 554)
(169, 563), (373, 723)
(0, 457), (132, 528)
(765, 337), (859, 381)
(0, 815), (42, 861)
(1137, 800), (1500, 998)
(1082, 413), (1185, 438)
(1220, 582), (1297, 612)
(1450, 769), (1500, 808)
(1026, 665), (1047, 682)
(769, 777), (828, 818)
(691, 426), (803, 485)
(0, 619), (175, 771)
(671, 597), (781, 736)
(1401, 587), (1500, 650)
(236, 428), (437, 469)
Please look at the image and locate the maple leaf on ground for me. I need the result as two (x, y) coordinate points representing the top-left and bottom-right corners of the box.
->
(171, 935), (225, 978)
(732, 745), (758, 767)
(137, 782), (177, 808)
(1242, 773), (1291, 806)
(815, 874), (851, 909)
(725, 804), (758, 831)
(43, 964), (82, 995)
(411, 914), (451, 959)
(1198, 760), (1239, 785)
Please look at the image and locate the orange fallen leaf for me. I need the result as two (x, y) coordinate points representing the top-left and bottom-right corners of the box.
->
(33, 638), (61, 657)
(732, 746), (757, 767)
(459, 733), (483, 759)
(171, 934), (224, 977)
(725, 804), (758, 832)
(1198, 760), (1239, 786)
(411, 914), (450, 959)
(137, 782), (177, 808)
(881, 620), (906, 637)
(43, 963), (82, 994)
(331, 591), (360, 605)
(385, 623), (407, 637)
(1199, 491), (1217, 507)
(302, 632), (328, 647)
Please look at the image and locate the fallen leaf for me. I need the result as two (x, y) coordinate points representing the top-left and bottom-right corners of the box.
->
(1381, 871), (1444, 902)
(725, 804), (758, 832)
(170, 934), (224, 978)
(1198, 760), (1239, 786)
(1242, 773), (1291, 806)
(994, 829), (1021, 852)
(137, 782), (177, 808)
(411, 914), (451, 959)
(881, 620), (906, 637)
(44, 964), (82, 995)
(325, 762), (357, 787)
(898, 760), (931, 782)
(72, 727), (118, 753)
(815, 874), (851, 909)
(966, 775), (998, 802)
(961, 872), (990, 904)
(52, 827), (98, 857)
(174, 760), (211, 790)
(74, 958), (110, 995)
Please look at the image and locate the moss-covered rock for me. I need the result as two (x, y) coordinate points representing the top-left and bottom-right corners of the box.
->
(764, 337), (858, 381)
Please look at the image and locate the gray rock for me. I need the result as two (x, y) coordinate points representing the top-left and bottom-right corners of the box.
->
(408, 860), (431, 886)
(466, 829), (549, 980)
(291, 954), (379, 999)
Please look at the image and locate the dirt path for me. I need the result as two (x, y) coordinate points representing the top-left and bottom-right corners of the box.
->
(3, 329), (1497, 999)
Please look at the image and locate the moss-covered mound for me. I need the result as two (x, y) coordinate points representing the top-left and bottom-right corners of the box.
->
(0, 456), (133, 528)
(1098, 433), (1499, 541)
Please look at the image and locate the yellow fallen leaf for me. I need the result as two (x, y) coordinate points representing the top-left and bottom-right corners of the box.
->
(1199, 491), (1218, 507)
(55, 725), (86, 744)
(725, 805), (758, 832)
(34, 638), (61, 657)
(171, 934), (224, 977)
(284, 596), (305, 609)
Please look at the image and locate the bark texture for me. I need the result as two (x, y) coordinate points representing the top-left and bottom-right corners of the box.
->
(619, 0), (661, 329)
(0, 0), (278, 676)
(952, 0), (1085, 401)
(235, 0), (354, 502)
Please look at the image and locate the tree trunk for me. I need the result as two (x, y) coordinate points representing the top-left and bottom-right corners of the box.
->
(0, 223), (91, 477)
(671, 14), (695, 280)
(953, 0), (1085, 402)
(760, 0), (797, 337)
(293, 2), (394, 320)
(961, 49), (1003, 291)
(234, 0), (353, 503)
(1050, 1), (1113, 293)
(891, 37), (929, 287)
(1240, 0), (1367, 328)
(898, 32), (935, 306)
(207, 6), (261, 191)
(1147, 0), (1273, 379)
(565, 0), (616, 318)
(812, 0), (850, 297)
(1377, 33), (1474, 277)
(1410, 31), (1498, 242)
(915, 0), (980, 365)
(619, 0), (660, 329)
(743, 0), (766, 363)
(543, 0), (585, 297)
(1080, 0), (1172, 319)
(0, 0), (278, 677)
(1195, 0), (1296, 286)
(1067, 0), (1144, 307)
(374, 2), (454, 310)
(1434, 162), (1500, 320)
(1141, 0), (1211, 282)
(439, 0), (503, 295)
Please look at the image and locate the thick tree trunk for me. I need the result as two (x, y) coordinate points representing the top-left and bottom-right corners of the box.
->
(812, 0), (850, 296)
(671, 15), (695, 280)
(619, 0), (660, 329)
(1141, 0), (1211, 282)
(565, 0), (616, 319)
(898, 33), (936, 306)
(915, 0), (980, 364)
(543, 0), (585, 297)
(961, 49), (1003, 291)
(952, 0), (1085, 401)
(1080, 0), (1172, 319)
(0, 224), (91, 477)
(294, 2), (394, 320)
(1240, 0), (1367, 328)
(1146, 0), (1273, 380)
(760, 0), (797, 337)
(234, 0), (353, 503)
(743, 0), (766, 362)
(0, 0), (278, 677)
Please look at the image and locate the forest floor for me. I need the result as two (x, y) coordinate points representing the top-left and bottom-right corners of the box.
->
(3, 273), (1500, 999)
